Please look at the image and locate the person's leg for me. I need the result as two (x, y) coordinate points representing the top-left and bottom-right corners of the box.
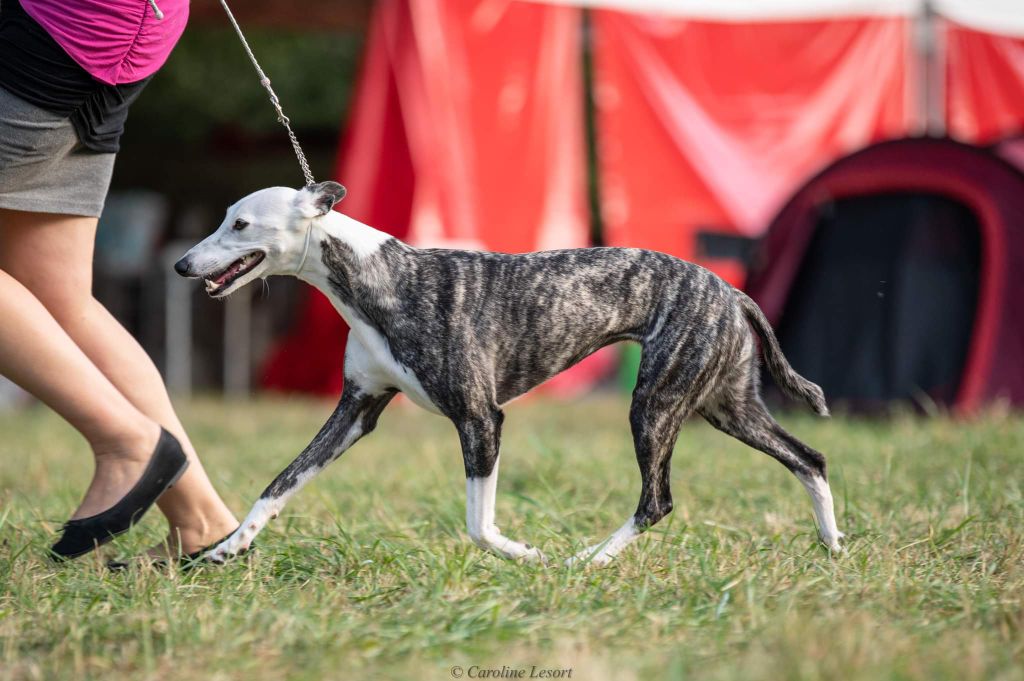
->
(0, 267), (160, 519)
(0, 209), (237, 553)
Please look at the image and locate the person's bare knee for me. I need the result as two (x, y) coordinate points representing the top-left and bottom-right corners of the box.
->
(0, 209), (97, 317)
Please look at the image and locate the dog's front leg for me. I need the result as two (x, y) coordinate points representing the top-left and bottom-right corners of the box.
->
(206, 383), (395, 563)
(457, 411), (544, 563)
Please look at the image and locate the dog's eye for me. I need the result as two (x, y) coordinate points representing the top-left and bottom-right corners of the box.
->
(233, 219), (249, 231)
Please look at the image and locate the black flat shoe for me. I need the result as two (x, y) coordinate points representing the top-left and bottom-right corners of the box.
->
(50, 428), (189, 561)
(106, 529), (248, 572)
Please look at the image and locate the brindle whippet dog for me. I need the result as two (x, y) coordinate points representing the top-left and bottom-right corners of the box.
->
(174, 182), (844, 566)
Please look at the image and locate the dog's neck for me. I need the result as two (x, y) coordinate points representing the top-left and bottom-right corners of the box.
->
(292, 209), (397, 297)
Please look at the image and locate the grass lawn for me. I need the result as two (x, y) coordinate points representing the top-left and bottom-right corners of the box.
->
(0, 395), (1021, 680)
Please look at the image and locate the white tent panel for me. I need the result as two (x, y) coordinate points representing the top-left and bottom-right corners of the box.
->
(524, 0), (1024, 37)
(935, 0), (1024, 37)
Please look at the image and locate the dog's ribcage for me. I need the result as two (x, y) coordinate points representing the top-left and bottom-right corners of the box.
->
(318, 238), (732, 414)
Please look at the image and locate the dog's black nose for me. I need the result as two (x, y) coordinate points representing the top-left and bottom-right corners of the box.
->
(173, 256), (191, 276)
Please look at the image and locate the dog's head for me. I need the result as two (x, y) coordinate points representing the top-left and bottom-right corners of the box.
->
(174, 181), (346, 297)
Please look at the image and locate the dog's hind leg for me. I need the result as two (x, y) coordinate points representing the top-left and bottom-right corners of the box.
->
(566, 312), (732, 568)
(568, 392), (689, 567)
(457, 410), (544, 562)
(700, 382), (843, 552)
(206, 382), (395, 563)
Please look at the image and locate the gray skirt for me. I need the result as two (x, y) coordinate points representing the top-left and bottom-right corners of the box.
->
(0, 86), (115, 218)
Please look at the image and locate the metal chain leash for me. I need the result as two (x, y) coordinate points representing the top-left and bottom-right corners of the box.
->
(218, 0), (317, 187)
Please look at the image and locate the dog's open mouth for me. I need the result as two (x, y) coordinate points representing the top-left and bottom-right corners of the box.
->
(204, 251), (265, 296)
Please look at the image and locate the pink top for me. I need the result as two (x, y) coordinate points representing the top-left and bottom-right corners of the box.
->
(20, 0), (189, 86)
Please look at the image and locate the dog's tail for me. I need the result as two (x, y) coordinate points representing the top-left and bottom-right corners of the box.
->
(736, 290), (829, 417)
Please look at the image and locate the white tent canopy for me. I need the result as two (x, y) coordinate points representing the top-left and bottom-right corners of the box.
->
(937, 0), (1024, 37)
(525, 0), (1024, 37)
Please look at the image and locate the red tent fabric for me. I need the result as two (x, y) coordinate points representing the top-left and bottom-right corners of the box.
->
(262, 0), (606, 395)
(591, 12), (913, 285)
(262, 0), (1024, 398)
(262, 1), (415, 395)
(945, 20), (1024, 143)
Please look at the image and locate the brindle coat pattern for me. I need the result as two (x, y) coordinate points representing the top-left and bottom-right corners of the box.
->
(264, 237), (830, 541)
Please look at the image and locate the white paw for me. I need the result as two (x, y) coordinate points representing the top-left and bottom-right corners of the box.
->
(495, 540), (546, 563)
(517, 545), (546, 564)
(473, 531), (545, 563)
(565, 544), (616, 568)
(822, 531), (846, 554)
(204, 528), (254, 564)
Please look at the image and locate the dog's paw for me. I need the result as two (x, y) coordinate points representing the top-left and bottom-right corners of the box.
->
(815, 528), (847, 557)
(204, 529), (254, 564)
(821, 531), (846, 555)
(519, 544), (547, 565)
(565, 544), (617, 568)
(475, 532), (546, 564)
(499, 541), (546, 564)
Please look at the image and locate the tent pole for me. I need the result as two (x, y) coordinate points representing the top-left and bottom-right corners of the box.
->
(915, 0), (947, 136)
(581, 9), (605, 247)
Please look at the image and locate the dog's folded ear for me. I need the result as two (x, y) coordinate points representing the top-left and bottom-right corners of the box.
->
(297, 181), (347, 217)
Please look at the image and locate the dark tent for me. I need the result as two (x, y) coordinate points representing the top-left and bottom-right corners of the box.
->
(745, 137), (1024, 413)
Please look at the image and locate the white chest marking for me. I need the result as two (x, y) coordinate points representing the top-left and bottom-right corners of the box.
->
(340, 305), (441, 414)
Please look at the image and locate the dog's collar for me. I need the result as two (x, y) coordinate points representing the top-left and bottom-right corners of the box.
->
(293, 219), (315, 277)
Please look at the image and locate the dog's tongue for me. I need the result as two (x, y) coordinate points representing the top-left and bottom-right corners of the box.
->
(212, 259), (244, 285)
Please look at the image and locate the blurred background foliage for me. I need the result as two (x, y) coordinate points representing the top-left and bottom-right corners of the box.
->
(127, 27), (365, 144)
(112, 25), (366, 239)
